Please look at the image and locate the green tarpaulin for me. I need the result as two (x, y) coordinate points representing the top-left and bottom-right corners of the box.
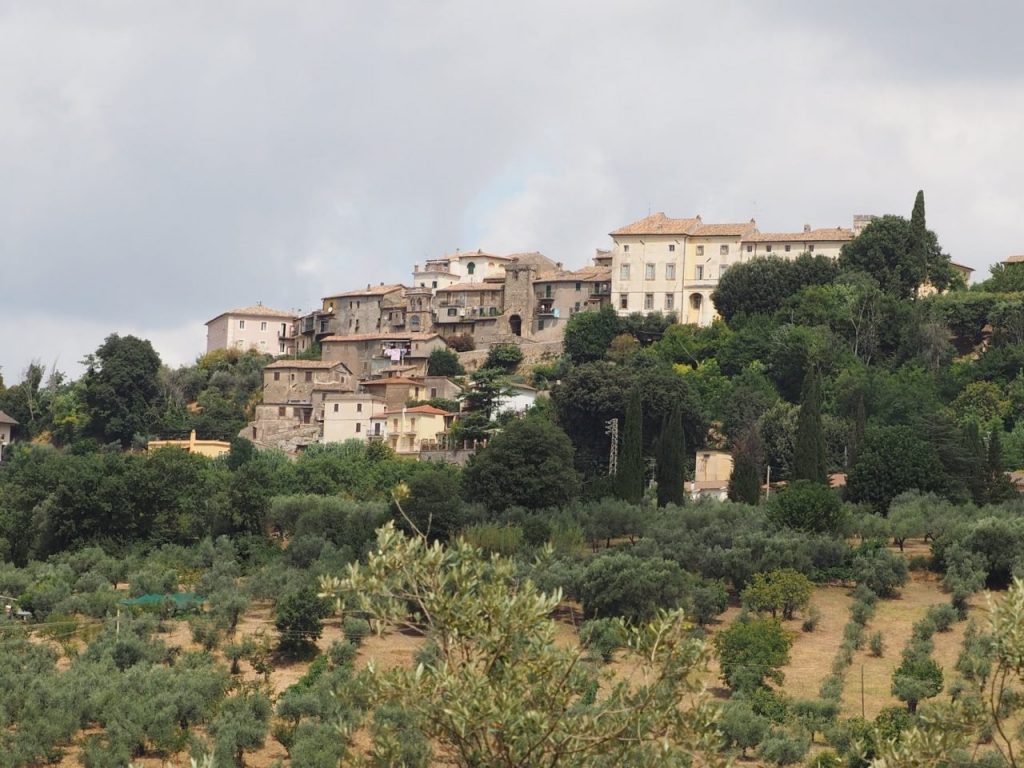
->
(119, 593), (205, 608)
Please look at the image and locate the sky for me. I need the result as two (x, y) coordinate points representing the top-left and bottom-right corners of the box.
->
(2, 1), (1023, 382)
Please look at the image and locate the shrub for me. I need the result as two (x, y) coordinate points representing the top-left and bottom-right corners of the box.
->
(275, 588), (331, 655)
(758, 729), (810, 766)
(483, 343), (524, 372)
(719, 702), (769, 757)
(343, 616), (370, 648)
(849, 599), (876, 626)
(328, 639), (357, 668)
(447, 333), (475, 352)
(689, 580), (730, 626)
(714, 617), (792, 693)
(869, 631), (885, 657)
(426, 348), (465, 377)
(926, 603), (958, 632)
(579, 618), (626, 663)
(912, 617), (937, 641)
(842, 622), (865, 651)
(579, 553), (689, 624)
(741, 569), (813, 620)
(460, 523), (524, 556)
(852, 547), (909, 598)
(802, 604), (822, 633)
(891, 655), (943, 713)
(766, 479), (845, 535)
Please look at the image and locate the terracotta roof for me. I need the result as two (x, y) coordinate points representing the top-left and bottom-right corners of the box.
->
(264, 359), (349, 370)
(950, 261), (975, 273)
(611, 212), (702, 236)
(206, 304), (297, 324)
(690, 221), (757, 237)
(377, 405), (452, 417)
(535, 266), (611, 283)
(437, 282), (504, 292)
(743, 227), (854, 243)
(321, 332), (441, 343)
(1003, 255), (1024, 265)
(0, 410), (18, 425)
(324, 283), (405, 299)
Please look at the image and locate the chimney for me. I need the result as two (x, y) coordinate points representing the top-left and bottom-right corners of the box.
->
(804, 224), (811, 233)
(367, 283), (371, 290)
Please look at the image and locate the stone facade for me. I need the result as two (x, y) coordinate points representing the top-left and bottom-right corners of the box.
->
(205, 305), (297, 355)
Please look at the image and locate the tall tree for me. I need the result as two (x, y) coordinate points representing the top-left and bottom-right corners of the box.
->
(793, 367), (828, 483)
(728, 425), (763, 505)
(615, 387), (644, 503)
(655, 404), (686, 507)
(82, 334), (163, 447)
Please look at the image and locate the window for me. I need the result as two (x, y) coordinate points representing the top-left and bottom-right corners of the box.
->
(808, 244), (815, 252)
(356, 423), (361, 433)
(430, 387), (437, 398)
(721, 264), (730, 276)
(784, 244), (791, 252)
(467, 262), (476, 275)
(669, 243), (675, 252)
(665, 294), (675, 310)
(620, 264), (630, 280)
(720, 245), (729, 256)
(260, 321), (267, 331)
(623, 244), (630, 252)
(432, 280), (438, 288)
(274, 371), (280, 381)
(574, 302), (581, 312)
(766, 244), (773, 253)
(238, 320), (245, 329)
(333, 404), (339, 413)
(696, 245), (704, 256)
(289, 373), (295, 381)
(645, 263), (656, 280)
(695, 265), (704, 280)
(538, 319), (545, 330)
(665, 263), (676, 280)
(447, 307), (458, 316)
(279, 343), (285, 353)
(644, 293), (654, 310)
(278, 406), (286, 417)
(305, 371), (313, 382)
(410, 417), (416, 430)
(619, 295), (629, 310)
(746, 244), (753, 253)
(575, 282), (582, 291)
(357, 403), (363, 413)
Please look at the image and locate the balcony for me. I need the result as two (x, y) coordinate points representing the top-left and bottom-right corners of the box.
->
(437, 299), (466, 308)
(536, 297), (556, 316)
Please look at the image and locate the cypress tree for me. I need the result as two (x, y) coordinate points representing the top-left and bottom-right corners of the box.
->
(910, 190), (930, 288)
(615, 386), (644, 504)
(656, 403), (686, 507)
(962, 421), (987, 506)
(793, 367), (828, 484)
(849, 387), (867, 469)
(728, 425), (763, 505)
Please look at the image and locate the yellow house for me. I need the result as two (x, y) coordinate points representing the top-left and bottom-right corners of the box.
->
(148, 430), (231, 459)
(370, 405), (455, 455)
(687, 449), (734, 502)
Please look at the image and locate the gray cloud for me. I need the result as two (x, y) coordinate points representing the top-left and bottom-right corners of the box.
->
(2, 1), (1021, 379)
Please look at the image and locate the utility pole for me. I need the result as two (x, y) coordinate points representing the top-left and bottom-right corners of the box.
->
(765, 465), (772, 500)
(605, 418), (619, 476)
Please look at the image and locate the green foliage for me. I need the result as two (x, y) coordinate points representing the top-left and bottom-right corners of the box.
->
(321, 523), (726, 767)
(483, 343), (524, 373)
(847, 425), (946, 513)
(654, 404), (686, 507)
(396, 463), (464, 542)
(615, 387), (644, 503)
(793, 367), (828, 483)
(869, 631), (885, 657)
(211, 690), (272, 767)
(757, 729), (810, 765)
(740, 568), (814, 620)
(728, 425), (763, 505)
(275, 588), (330, 655)
(711, 254), (839, 323)
(462, 416), (580, 512)
(714, 616), (792, 693)
(343, 616), (370, 648)
(578, 618), (627, 663)
(852, 546), (909, 598)
(426, 348), (465, 377)
(839, 213), (950, 299)
(720, 701), (769, 757)
(766, 480), (844, 534)
(891, 654), (943, 713)
(579, 552), (689, 623)
(81, 334), (163, 447)
(563, 306), (625, 364)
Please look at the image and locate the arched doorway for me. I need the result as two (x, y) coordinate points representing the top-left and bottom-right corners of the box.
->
(509, 314), (522, 336)
(688, 293), (703, 324)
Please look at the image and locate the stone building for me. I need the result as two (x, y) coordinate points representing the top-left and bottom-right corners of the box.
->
(205, 304), (297, 355)
(320, 332), (447, 378)
(247, 359), (353, 450)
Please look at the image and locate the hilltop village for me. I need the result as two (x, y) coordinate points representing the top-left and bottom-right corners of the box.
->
(209, 210), (972, 457)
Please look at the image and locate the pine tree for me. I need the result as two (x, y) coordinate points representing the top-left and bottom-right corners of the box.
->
(655, 404), (686, 507)
(615, 387), (644, 504)
(793, 367), (828, 484)
(728, 425), (763, 505)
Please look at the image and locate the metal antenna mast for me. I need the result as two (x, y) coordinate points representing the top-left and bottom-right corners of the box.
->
(605, 418), (619, 476)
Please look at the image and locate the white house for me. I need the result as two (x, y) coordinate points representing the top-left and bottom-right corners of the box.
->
(495, 383), (540, 416)
(0, 411), (16, 461)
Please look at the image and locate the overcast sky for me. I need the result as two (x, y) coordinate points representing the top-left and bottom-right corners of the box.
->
(3, 1), (1023, 382)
